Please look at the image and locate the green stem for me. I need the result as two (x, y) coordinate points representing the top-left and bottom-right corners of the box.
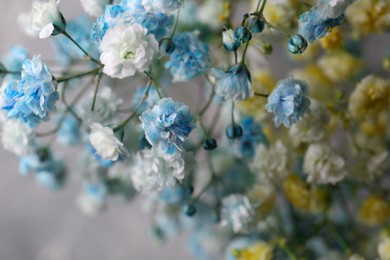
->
(91, 71), (103, 111)
(170, 7), (181, 39)
(328, 224), (350, 254)
(197, 75), (215, 118)
(57, 68), (100, 83)
(113, 81), (153, 132)
(62, 30), (101, 65)
(254, 92), (269, 98)
(231, 102), (236, 124)
(266, 21), (292, 38)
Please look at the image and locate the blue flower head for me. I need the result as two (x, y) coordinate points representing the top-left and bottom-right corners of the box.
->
(57, 114), (81, 145)
(53, 16), (99, 65)
(299, 8), (344, 43)
(213, 64), (253, 101)
(19, 148), (67, 191)
(131, 84), (160, 114)
(234, 116), (268, 159)
(165, 32), (211, 82)
(2, 46), (29, 73)
(265, 77), (311, 127)
(140, 97), (195, 155)
(134, 12), (174, 41)
(2, 56), (59, 127)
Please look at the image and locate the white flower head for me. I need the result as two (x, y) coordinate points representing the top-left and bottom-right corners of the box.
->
(142, 0), (182, 13)
(304, 143), (347, 185)
(1, 119), (33, 156)
(80, 0), (109, 17)
(250, 141), (289, 182)
(130, 148), (193, 194)
(89, 123), (129, 161)
(221, 194), (255, 233)
(99, 23), (159, 79)
(317, 0), (353, 19)
(30, 0), (66, 39)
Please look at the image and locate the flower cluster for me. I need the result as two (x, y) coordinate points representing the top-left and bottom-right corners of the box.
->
(1, 0), (390, 259)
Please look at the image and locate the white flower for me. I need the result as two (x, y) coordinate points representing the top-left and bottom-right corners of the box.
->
(250, 141), (289, 182)
(197, 0), (224, 29)
(78, 86), (123, 125)
(1, 119), (33, 156)
(304, 143), (347, 184)
(18, 11), (39, 38)
(317, 0), (353, 19)
(289, 99), (330, 144)
(30, 0), (65, 39)
(89, 123), (129, 161)
(353, 149), (389, 182)
(221, 194), (255, 233)
(142, 0), (182, 13)
(77, 185), (107, 216)
(99, 24), (159, 79)
(80, 0), (109, 17)
(130, 148), (193, 194)
(378, 238), (390, 260)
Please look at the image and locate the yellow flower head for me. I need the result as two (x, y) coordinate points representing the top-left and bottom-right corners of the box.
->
(359, 195), (390, 226)
(346, 0), (390, 37)
(320, 27), (344, 51)
(348, 75), (390, 119)
(233, 242), (273, 260)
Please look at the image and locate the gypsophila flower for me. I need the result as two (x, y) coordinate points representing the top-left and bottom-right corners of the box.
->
(57, 114), (81, 145)
(80, 0), (110, 17)
(213, 64), (253, 101)
(142, 0), (182, 13)
(29, 0), (66, 39)
(222, 28), (241, 52)
(2, 56), (59, 127)
(99, 23), (159, 79)
(299, 8), (344, 43)
(1, 119), (33, 156)
(2, 46), (29, 73)
(303, 143), (347, 184)
(165, 32), (211, 82)
(221, 194), (255, 233)
(89, 122), (129, 161)
(266, 77), (310, 128)
(378, 238), (390, 260)
(140, 97), (194, 155)
(250, 141), (289, 182)
(77, 183), (107, 216)
(131, 148), (193, 193)
(317, 0), (353, 19)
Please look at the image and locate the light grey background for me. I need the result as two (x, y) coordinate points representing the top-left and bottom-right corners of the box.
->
(0, 1), (189, 259)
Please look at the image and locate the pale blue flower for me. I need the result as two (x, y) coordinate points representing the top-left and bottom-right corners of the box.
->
(131, 84), (160, 114)
(53, 16), (99, 65)
(165, 32), (211, 82)
(57, 114), (81, 145)
(212, 64), (253, 101)
(140, 97), (195, 155)
(142, 0), (182, 13)
(266, 78), (311, 128)
(133, 12), (174, 41)
(2, 46), (29, 73)
(2, 56), (59, 127)
(317, 0), (353, 19)
(299, 8), (344, 43)
(234, 116), (268, 160)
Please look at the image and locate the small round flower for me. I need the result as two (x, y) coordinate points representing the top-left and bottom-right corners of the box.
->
(235, 26), (252, 43)
(89, 123), (129, 161)
(226, 124), (243, 140)
(249, 16), (265, 33)
(265, 77), (311, 128)
(30, 0), (66, 39)
(165, 32), (211, 82)
(99, 23), (159, 79)
(77, 183), (107, 216)
(140, 97), (195, 155)
(303, 143), (347, 184)
(142, 0), (182, 13)
(288, 34), (308, 54)
(222, 28), (241, 52)
(1, 119), (33, 156)
(221, 194), (255, 233)
(2, 56), (59, 127)
(183, 204), (197, 217)
(358, 195), (390, 226)
(212, 64), (253, 101)
(159, 38), (176, 55)
(203, 138), (217, 151)
(80, 0), (110, 17)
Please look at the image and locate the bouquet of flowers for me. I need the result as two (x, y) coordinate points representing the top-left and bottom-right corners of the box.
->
(1, 0), (390, 259)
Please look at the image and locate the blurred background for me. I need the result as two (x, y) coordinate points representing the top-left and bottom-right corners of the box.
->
(0, 1), (188, 259)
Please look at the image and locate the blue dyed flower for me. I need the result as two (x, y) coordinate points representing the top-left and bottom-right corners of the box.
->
(92, 5), (134, 46)
(57, 114), (81, 145)
(133, 12), (174, 41)
(19, 148), (66, 191)
(2, 46), (29, 73)
(165, 32), (211, 82)
(53, 16), (99, 65)
(142, 0), (182, 13)
(140, 97), (195, 155)
(212, 64), (253, 101)
(131, 84), (160, 114)
(2, 56), (59, 127)
(234, 117), (268, 159)
(265, 78), (311, 127)
(299, 8), (344, 43)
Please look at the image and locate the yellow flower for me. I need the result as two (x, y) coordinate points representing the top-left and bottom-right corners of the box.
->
(318, 51), (363, 84)
(237, 71), (276, 121)
(348, 75), (390, 119)
(235, 242), (273, 260)
(378, 238), (390, 260)
(320, 27), (344, 51)
(346, 0), (390, 37)
(247, 184), (276, 219)
(359, 196), (390, 226)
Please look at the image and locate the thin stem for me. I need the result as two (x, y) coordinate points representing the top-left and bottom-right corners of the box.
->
(279, 244), (297, 260)
(91, 71), (103, 111)
(62, 30), (101, 65)
(56, 68), (100, 83)
(266, 21), (292, 38)
(234, 51), (238, 64)
(258, 0), (267, 13)
(170, 6), (181, 38)
(254, 92), (269, 98)
(328, 224), (350, 254)
(113, 81), (153, 132)
(197, 75), (215, 118)
(231, 102), (236, 124)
